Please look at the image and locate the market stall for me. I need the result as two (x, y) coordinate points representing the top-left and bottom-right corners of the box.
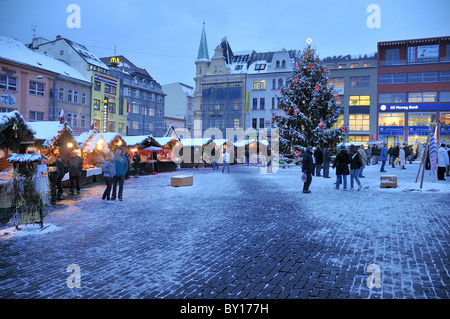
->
(178, 138), (212, 168)
(75, 129), (107, 182)
(153, 137), (179, 172)
(122, 135), (153, 175)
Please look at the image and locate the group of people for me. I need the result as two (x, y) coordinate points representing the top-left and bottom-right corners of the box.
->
(301, 141), (450, 193)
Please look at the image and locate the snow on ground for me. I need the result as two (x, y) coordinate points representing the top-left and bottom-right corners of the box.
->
(0, 223), (61, 241)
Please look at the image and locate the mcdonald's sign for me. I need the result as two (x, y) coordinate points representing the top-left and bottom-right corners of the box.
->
(110, 57), (120, 68)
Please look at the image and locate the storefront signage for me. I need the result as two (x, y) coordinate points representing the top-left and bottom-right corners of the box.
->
(408, 45), (439, 63)
(378, 103), (450, 112)
(94, 74), (117, 86)
(378, 126), (404, 136)
(440, 125), (450, 137)
(408, 126), (429, 136)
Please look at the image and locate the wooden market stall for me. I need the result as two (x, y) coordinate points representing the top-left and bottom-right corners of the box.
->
(75, 129), (108, 183)
(153, 137), (179, 172)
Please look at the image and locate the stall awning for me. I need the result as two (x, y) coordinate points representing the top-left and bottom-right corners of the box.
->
(141, 146), (163, 152)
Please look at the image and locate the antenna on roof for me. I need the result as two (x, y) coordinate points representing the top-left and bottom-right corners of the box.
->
(31, 25), (39, 39)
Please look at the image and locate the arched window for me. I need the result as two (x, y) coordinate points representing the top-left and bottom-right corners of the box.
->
(276, 60), (280, 68)
(278, 79), (283, 88)
(253, 80), (258, 90)
(282, 60), (286, 68)
(272, 79), (276, 89)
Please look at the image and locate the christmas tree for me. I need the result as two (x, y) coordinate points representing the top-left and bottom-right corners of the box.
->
(274, 46), (346, 154)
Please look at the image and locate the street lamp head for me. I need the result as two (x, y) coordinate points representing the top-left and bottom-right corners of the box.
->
(36, 75), (44, 79)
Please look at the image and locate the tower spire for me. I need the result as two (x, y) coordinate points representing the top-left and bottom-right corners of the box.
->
(197, 22), (209, 61)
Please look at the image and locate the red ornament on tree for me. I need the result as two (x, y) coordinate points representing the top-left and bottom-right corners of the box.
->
(315, 85), (320, 91)
(334, 93), (339, 99)
(295, 78), (298, 83)
(309, 64), (313, 70)
(319, 121), (323, 127)
(294, 109), (299, 114)
(340, 125), (346, 132)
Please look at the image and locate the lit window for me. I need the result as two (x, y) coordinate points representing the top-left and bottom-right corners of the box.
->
(234, 119), (240, 129)
(378, 113), (405, 126)
(253, 80), (258, 90)
(349, 95), (370, 106)
(349, 114), (370, 131)
(260, 80), (265, 90)
(350, 63), (359, 68)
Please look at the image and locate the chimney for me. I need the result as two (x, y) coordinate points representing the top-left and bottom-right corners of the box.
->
(56, 35), (62, 40)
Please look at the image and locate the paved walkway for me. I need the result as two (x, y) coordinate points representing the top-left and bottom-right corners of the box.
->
(0, 164), (449, 299)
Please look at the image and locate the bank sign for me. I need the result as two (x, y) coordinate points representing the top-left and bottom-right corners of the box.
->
(378, 103), (450, 112)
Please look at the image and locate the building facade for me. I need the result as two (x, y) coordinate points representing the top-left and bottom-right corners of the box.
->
(162, 82), (194, 133)
(100, 56), (165, 137)
(322, 54), (378, 145)
(377, 36), (450, 145)
(36, 36), (126, 134)
(0, 35), (91, 132)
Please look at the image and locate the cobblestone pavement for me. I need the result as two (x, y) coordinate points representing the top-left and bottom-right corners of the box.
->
(0, 165), (449, 299)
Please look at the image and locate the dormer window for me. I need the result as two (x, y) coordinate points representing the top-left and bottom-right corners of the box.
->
(134, 77), (139, 85)
(235, 65), (243, 71)
(255, 64), (266, 71)
(276, 60), (280, 68)
(281, 60), (286, 68)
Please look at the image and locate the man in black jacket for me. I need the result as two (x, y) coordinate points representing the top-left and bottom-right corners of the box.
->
(302, 146), (314, 193)
(314, 147), (323, 177)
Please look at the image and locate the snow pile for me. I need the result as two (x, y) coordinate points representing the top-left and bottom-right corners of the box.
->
(0, 223), (61, 241)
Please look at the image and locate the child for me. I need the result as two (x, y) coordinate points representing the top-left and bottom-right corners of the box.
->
(102, 151), (116, 202)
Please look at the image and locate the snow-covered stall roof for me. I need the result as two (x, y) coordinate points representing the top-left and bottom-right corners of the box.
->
(7, 153), (47, 163)
(154, 137), (179, 147)
(0, 110), (36, 136)
(122, 135), (151, 147)
(211, 139), (234, 147)
(0, 35), (90, 83)
(27, 121), (73, 148)
(179, 138), (212, 147)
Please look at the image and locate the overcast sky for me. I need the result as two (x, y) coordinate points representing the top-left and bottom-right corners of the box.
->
(1, 0), (449, 88)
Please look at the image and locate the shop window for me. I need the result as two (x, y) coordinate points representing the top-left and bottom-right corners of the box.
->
(378, 113), (404, 126)
(349, 114), (370, 131)
(408, 113), (434, 126)
(93, 99), (101, 111)
(348, 135), (369, 145)
(349, 95), (370, 106)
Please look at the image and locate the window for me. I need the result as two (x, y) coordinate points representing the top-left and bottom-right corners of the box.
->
(233, 103), (241, 110)
(350, 63), (359, 68)
(363, 62), (372, 67)
(255, 64), (266, 71)
(440, 92), (450, 102)
(132, 104), (140, 114)
(338, 64), (346, 69)
(132, 89), (139, 98)
(327, 77), (344, 94)
(439, 71), (450, 82)
(408, 72), (438, 83)
(94, 81), (101, 91)
(59, 87), (65, 100)
(379, 93), (407, 103)
(134, 77), (139, 85)
(408, 113), (434, 126)
(253, 80), (258, 90)
(235, 65), (243, 71)
(73, 90), (79, 103)
(348, 135), (369, 145)
(157, 95), (162, 103)
(260, 98), (265, 109)
(385, 49), (400, 65)
(118, 123), (124, 134)
(124, 87), (131, 96)
(349, 114), (370, 131)
(278, 79), (283, 88)
(108, 121), (115, 132)
(142, 92), (147, 100)
(260, 118), (265, 129)
(29, 81), (45, 96)
(67, 89), (73, 102)
(349, 95), (370, 106)
(333, 115), (344, 129)
(276, 60), (280, 68)
(108, 102), (116, 114)
(252, 118), (257, 129)
(379, 73), (407, 84)
(81, 115), (86, 128)
(282, 60), (286, 68)
(81, 93), (87, 105)
(272, 79), (276, 89)
(66, 113), (72, 126)
(72, 114), (78, 127)
(378, 113), (405, 126)
(408, 92), (437, 103)
(29, 111), (44, 121)
(93, 119), (100, 131)
(272, 97), (275, 109)
(149, 107), (155, 116)
(93, 99), (101, 111)
(350, 76), (370, 88)
(105, 84), (116, 95)
(260, 80), (265, 90)
(253, 98), (258, 110)
(132, 121), (139, 130)
(0, 75), (17, 91)
(234, 119), (240, 129)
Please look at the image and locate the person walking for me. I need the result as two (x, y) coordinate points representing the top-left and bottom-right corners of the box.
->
(437, 143), (450, 180)
(102, 151), (116, 202)
(111, 147), (128, 201)
(380, 143), (388, 172)
(314, 146), (323, 177)
(333, 148), (350, 190)
(358, 145), (367, 178)
(366, 145), (371, 166)
(302, 146), (314, 193)
(393, 144), (400, 168)
(446, 144), (450, 177)
(322, 145), (331, 178)
(54, 150), (66, 200)
(399, 145), (406, 170)
(222, 147), (230, 173)
(68, 150), (82, 195)
(349, 145), (363, 191)
(132, 151), (141, 177)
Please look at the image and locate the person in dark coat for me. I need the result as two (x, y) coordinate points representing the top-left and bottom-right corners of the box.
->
(302, 146), (314, 193)
(332, 148), (350, 190)
(132, 151), (141, 177)
(54, 150), (66, 200)
(349, 145), (363, 191)
(111, 147), (128, 201)
(314, 147), (323, 177)
(68, 150), (82, 195)
(322, 145), (331, 178)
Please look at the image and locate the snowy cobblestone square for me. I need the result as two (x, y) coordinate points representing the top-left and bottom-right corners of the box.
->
(1, 161), (449, 299)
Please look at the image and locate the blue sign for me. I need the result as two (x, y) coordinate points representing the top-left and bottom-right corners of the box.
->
(0, 93), (16, 107)
(378, 103), (450, 112)
(440, 125), (450, 137)
(408, 126), (429, 136)
(378, 126), (404, 136)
